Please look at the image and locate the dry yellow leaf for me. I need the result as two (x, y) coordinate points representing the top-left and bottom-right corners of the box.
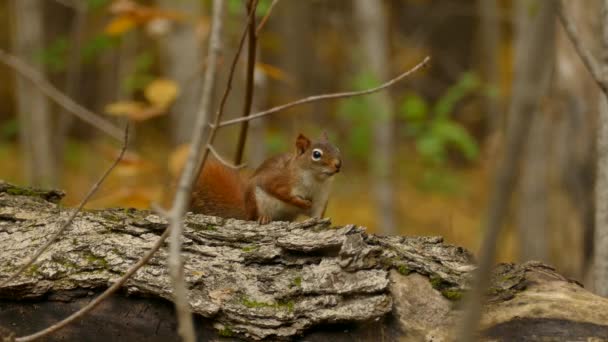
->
(168, 144), (190, 177)
(144, 78), (180, 109)
(105, 101), (146, 116)
(255, 62), (292, 84)
(105, 101), (166, 121)
(105, 15), (137, 36)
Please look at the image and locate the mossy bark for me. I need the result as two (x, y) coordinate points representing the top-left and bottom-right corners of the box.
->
(0, 181), (607, 341)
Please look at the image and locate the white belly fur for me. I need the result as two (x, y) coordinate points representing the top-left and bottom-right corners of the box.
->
(254, 172), (334, 221)
(254, 186), (302, 221)
(291, 171), (334, 219)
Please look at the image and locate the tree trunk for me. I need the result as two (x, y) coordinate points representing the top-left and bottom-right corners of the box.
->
(10, 0), (56, 187)
(517, 112), (550, 262)
(594, 0), (608, 297)
(513, 0), (556, 263)
(353, 0), (396, 235)
(478, 0), (502, 136)
(247, 52), (268, 166)
(158, 0), (204, 145)
(553, 0), (598, 281)
(55, 3), (87, 174)
(1, 182), (608, 341)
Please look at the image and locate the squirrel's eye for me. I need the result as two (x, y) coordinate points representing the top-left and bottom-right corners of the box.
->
(312, 149), (323, 161)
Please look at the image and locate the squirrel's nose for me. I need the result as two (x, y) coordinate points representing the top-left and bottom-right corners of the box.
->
(333, 159), (342, 172)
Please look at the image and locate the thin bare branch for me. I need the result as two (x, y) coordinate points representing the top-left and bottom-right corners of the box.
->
(165, 0), (227, 341)
(218, 56), (431, 128)
(16, 225), (171, 342)
(0, 49), (124, 141)
(209, 145), (246, 170)
(195, 0), (259, 175)
(234, 0), (259, 165)
(0, 123), (130, 289)
(558, 1), (608, 96)
(256, 0), (280, 36)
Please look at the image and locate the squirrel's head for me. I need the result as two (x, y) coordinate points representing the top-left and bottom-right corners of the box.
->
(294, 132), (342, 179)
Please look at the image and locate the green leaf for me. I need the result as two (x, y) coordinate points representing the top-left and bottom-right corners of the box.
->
(82, 34), (120, 63)
(257, 0), (273, 15)
(265, 131), (288, 155)
(459, 71), (481, 91)
(87, 0), (110, 10)
(416, 134), (445, 164)
(434, 71), (480, 118)
(135, 52), (154, 72)
(228, 0), (242, 15)
(352, 71), (380, 90)
(348, 125), (371, 160)
(122, 74), (155, 94)
(432, 120), (479, 160)
(0, 118), (18, 140)
(35, 37), (69, 72)
(337, 97), (371, 122)
(400, 92), (428, 121)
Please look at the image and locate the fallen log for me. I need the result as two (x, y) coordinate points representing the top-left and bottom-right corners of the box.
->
(0, 181), (607, 341)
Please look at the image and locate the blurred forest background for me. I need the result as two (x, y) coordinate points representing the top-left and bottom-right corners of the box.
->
(0, 0), (601, 287)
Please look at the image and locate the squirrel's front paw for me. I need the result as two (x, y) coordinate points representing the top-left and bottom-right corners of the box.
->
(294, 196), (312, 209)
(257, 215), (272, 225)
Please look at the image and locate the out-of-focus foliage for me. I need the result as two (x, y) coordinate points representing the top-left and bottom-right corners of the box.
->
(337, 71), (378, 161)
(105, 78), (179, 121)
(35, 38), (68, 72)
(400, 72), (481, 165)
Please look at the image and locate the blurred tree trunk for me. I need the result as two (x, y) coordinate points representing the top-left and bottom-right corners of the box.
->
(158, 0), (203, 145)
(354, 0), (396, 235)
(247, 52), (268, 167)
(512, 0), (556, 262)
(275, 1), (318, 131)
(593, 0), (608, 297)
(478, 0), (502, 136)
(517, 112), (550, 262)
(10, 0), (56, 187)
(553, 1), (598, 281)
(56, 3), (87, 176)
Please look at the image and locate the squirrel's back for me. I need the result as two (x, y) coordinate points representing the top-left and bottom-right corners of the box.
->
(190, 160), (247, 220)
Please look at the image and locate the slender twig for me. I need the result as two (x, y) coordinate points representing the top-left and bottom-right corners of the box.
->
(558, 1), (608, 96)
(234, 0), (259, 165)
(165, 1), (226, 341)
(0, 49), (124, 141)
(218, 56), (431, 128)
(256, 0), (280, 36)
(209, 145), (246, 169)
(16, 225), (171, 342)
(0, 123), (129, 289)
(195, 0), (259, 179)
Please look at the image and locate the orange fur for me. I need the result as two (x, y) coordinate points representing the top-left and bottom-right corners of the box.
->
(190, 160), (247, 220)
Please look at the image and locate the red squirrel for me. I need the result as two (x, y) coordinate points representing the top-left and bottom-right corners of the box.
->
(190, 133), (342, 224)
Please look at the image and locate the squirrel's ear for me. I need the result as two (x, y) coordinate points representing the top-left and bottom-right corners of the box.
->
(296, 134), (311, 155)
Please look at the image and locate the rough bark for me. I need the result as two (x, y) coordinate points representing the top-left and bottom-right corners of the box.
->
(10, 0), (56, 187)
(353, 0), (396, 236)
(1, 182), (608, 341)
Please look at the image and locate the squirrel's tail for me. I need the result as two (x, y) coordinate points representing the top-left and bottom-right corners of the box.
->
(190, 159), (247, 220)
